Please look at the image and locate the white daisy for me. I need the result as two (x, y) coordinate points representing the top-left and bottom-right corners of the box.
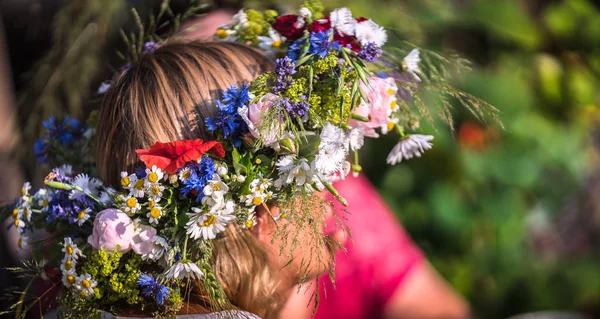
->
(13, 217), (25, 232)
(164, 261), (204, 280)
(120, 171), (137, 190)
(258, 28), (286, 58)
(61, 269), (77, 288)
(76, 208), (92, 226)
(34, 188), (52, 212)
(17, 234), (28, 250)
(202, 175), (229, 200)
(355, 19), (387, 47)
(69, 174), (102, 200)
(75, 274), (97, 298)
(186, 202), (235, 240)
(62, 237), (83, 260)
(60, 257), (77, 273)
(347, 127), (365, 151)
(20, 182), (31, 198)
(19, 203), (32, 222)
(122, 195), (142, 215)
(245, 213), (257, 229)
(142, 236), (169, 262)
(177, 167), (193, 182)
(386, 134), (434, 165)
(145, 165), (164, 185)
(146, 184), (165, 201)
(330, 7), (357, 35)
(402, 49), (421, 81)
(215, 28), (238, 42)
(147, 205), (163, 225)
(201, 195), (225, 213)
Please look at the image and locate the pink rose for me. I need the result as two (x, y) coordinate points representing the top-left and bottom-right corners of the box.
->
(87, 209), (135, 253)
(239, 93), (283, 146)
(131, 224), (157, 255)
(348, 77), (397, 137)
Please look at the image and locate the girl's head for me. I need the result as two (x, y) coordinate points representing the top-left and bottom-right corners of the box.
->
(95, 41), (337, 317)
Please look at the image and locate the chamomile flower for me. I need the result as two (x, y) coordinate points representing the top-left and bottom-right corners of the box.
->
(146, 184), (165, 201)
(242, 191), (267, 207)
(186, 203), (235, 240)
(381, 118), (399, 135)
(258, 28), (286, 58)
(245, 213), (257, 229)
(142, 236), (169, 262)
(75, 274), (97, 298)
(20, 204), (32, 222)
(75, 208), (92, 226)
(120, 171), (137, 190)
(69, 173), (102, 200)
(122, 195), (141, 215)
(147, 205), (163, 225)
(203, 175), (229, 200)
(20, 182), (31, 198)
(164, 261), (204, 280)
(215, 28), (238, 42)
(130, 178), (146, 198)
(330, 7), (357, 35)
(34, 188), (52, 212)
(178, 167), (193, 182)
(145, 165), (164, 185)
(17, 234), (28, 250)
(355, 19), (387, 47)
(61, 269), (77, 288)
(62, 237), (83, 260)
(13, 217), (25, 232)
(402, 49), (421, 82)
(386, 134), (434, 165)
(60, 257), (76, 273)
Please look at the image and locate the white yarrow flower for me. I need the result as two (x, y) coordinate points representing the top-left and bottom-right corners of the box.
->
(164, 261), (204, 280)
(403, 49), (421, 81)
(387, 134), (434, 165)
(330, 7), (357, 35)
(355, 19), (387, 47)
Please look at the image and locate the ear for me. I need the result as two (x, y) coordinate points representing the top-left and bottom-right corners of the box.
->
(250, 204), (279, 242)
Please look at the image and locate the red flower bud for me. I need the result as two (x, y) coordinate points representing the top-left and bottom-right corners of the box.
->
(334, 32), (361, 52)
(272, 14), (305, 40)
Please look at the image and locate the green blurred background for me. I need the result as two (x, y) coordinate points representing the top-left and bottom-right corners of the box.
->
(1, 0), (599, 318)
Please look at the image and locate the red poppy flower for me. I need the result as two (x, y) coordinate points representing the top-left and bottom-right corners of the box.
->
(136, 139), (225, 174)
(309, 17), (331, 33)
(272, 14), (305, 40)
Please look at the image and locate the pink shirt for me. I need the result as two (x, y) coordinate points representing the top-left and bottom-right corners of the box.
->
(317, 174), (423, 319)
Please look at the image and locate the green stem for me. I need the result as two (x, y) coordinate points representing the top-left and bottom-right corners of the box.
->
(321, 180), (348, 207)
(350, 113), (369, 122)
(396, 125), (406, 137)
(182, 234), (189, 260)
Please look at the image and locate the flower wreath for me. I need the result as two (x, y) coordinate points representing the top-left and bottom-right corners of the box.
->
(4, 1), (499, 317)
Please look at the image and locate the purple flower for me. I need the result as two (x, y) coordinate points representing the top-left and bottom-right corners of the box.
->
(358, 42), (382, 63)
(143, 41), (160, 54)
(273, 56), (296, 93)
(280, 97), (309, 118)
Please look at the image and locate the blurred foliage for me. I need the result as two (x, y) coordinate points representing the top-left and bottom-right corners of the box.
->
(313, 0), (600, 318)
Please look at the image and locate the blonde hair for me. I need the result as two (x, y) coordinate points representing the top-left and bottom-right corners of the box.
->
(95, 41), (283, 318)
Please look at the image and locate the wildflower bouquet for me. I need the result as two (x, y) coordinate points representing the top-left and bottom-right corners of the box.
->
(3, 1), (499, 318)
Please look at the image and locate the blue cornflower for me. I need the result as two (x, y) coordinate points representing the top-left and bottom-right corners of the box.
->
(273, 56), (296, 93)
(308, 31), (341, 58)
(288, 39), (307, 62)
(180, 157), (214, 202)
(358, 42), (382, 63)
(34, 138), (48, 163)
(135, 166), (147, 179)
(137, 273), (170, 305)
(221, 84), (250, 109)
